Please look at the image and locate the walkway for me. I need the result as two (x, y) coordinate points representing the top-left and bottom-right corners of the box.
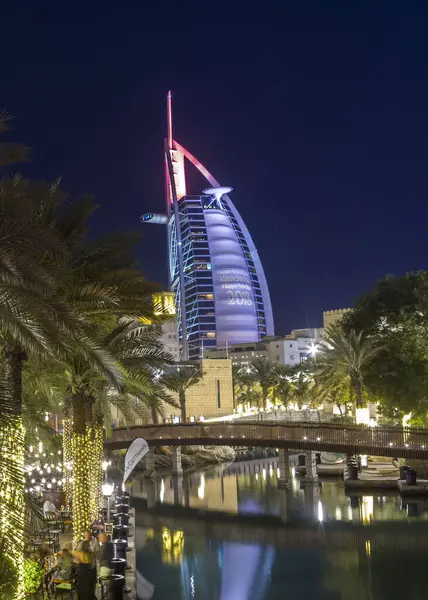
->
(106, 421), (428, 459)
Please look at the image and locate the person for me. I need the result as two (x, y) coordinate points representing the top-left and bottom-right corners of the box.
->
(49, 547), (72, 591)
(76, 531), (98, 565)
(98, 533), (114, 578)
(75, 540), (96, 600)
(43, 496), (60, 518)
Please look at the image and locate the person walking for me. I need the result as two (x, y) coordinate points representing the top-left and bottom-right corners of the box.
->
(98, 533), (114, 578)
(74, 539), (96, 600)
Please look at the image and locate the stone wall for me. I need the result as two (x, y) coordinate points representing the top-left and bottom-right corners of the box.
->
(167, 359), (234, 420)
(323, 308), (352, 332)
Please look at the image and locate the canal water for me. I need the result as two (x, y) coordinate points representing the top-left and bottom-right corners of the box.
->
(132, 457), (428, 600)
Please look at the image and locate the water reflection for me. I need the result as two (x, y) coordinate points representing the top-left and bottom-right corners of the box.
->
(133, 458), (428, 599)
(133, 459), (428, 524)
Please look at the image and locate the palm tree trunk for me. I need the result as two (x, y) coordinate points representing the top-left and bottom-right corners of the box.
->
(262, 385), (268, 410)
(354, 377), (363, 409)
(63, 391), (73, 508)
(179, 390), (186, 422)
(349, 377), (357, 419)
(72, 393), (91, 538)
(88, 422), (103, 523)
(151, 405), (159, 424)
(85, 398), (104, 523)
(0, 345), (27, 599)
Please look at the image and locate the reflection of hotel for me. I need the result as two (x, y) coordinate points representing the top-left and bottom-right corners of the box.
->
(144, 92), (274, 360)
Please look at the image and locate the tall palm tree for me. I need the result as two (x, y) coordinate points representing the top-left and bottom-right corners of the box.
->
(161, 364), (202, 422)
(314, 326), (382, 417)
(49, 197), (173, 533)
(249, 358), (279, 410)
(0, 178), (71, 600)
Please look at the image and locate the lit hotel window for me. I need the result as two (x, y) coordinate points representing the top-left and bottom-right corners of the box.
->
(198, 294), (214, 300)
(195, 263), (212, 270)
(205, 332), (216, 338)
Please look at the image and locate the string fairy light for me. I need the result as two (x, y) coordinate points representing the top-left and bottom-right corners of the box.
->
(62, 418), (73, 508)
(0, 417), (26, 599)
(88, 424), (104, 522)
(71, 430), (91, 539)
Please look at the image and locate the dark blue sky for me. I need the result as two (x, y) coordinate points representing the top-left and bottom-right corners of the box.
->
(2, 1), (428, 333)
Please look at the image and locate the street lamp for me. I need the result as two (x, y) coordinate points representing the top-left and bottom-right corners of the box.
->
(102, 481), (114, 523)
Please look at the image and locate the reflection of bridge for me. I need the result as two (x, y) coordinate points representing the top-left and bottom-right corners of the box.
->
(134, 499), (428, 551)
(106, 421), (428, 459)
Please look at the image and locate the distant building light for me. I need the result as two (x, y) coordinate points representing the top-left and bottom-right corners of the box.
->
(141, 213), (168, 224)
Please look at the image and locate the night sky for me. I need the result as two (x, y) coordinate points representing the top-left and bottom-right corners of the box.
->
(2, 1), (428, 334)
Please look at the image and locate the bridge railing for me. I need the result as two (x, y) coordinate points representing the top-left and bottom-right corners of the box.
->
(108, 421), (428, 457)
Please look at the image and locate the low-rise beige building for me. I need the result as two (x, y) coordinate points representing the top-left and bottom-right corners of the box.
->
(165, 359), (234, 421)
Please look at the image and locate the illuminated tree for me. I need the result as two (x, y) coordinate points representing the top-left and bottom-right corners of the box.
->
(314, 326), (382, 417)
(50, 198), (173, 534)
(161, 364), (202, 422)
(249, 358), (280, 410)
(232, 363), (258, 407)
(274, 365), (295, 408)
(344, 272), (428, 420)
(0, 177), (69, 600)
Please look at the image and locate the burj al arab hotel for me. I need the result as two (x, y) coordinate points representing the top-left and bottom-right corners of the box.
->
(143, 92), (274, 360)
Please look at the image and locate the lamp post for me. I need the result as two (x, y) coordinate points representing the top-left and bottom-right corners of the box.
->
(102, 481), (114, 523)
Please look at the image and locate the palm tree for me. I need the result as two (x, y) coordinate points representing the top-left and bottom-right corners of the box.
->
(314, 326), (382, 417)
(275, 376), (292, 408)
(0, 178), (70, 600)
(273, 364), (296, 408)
(249, 358), (280, 410)
(51, 198), (173, 534)
(232, 363), (257, 410)
(0, 110), (29, 167)
(236, 386), (264, 410)
(161, 364), (202, 422)
(291, 370), (314, 408)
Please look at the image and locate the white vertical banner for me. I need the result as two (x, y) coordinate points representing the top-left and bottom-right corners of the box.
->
(123, 438), (149, 484)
